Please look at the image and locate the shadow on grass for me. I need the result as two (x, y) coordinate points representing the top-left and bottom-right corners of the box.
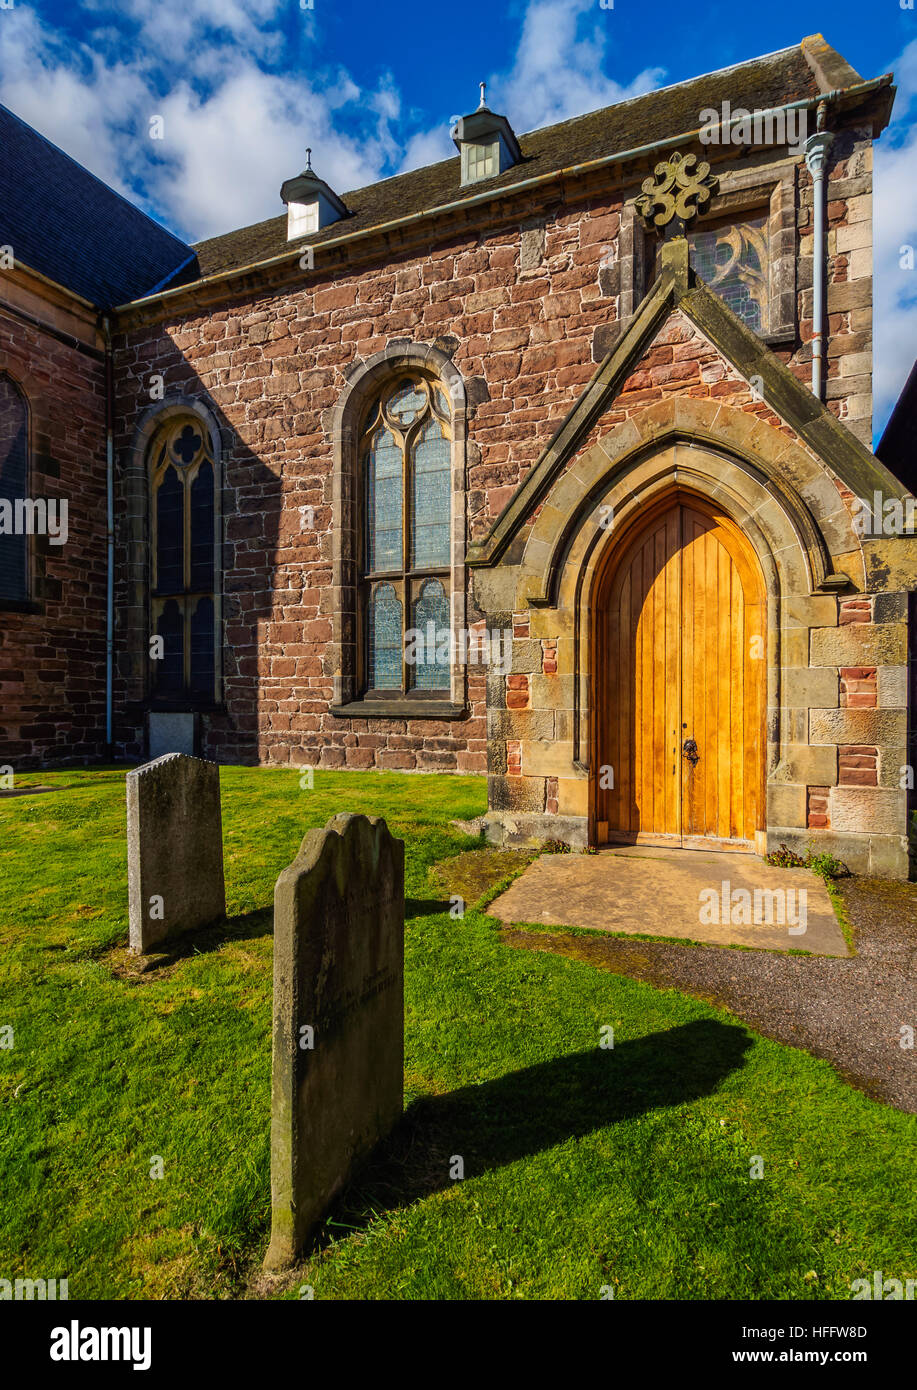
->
(312, 1017), (751, 1250)
(119, 906), (274, 972)
(129, 898), (452, 973)
(405, 897), (453, 919)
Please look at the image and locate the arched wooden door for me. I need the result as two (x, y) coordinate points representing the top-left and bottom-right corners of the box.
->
(593, 491), (765, 851)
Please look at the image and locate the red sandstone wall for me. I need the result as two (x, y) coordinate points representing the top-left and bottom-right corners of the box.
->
(0, 312), (107, 768)
(111, 128), (875, 772)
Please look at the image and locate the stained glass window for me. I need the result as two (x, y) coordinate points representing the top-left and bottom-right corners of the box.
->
(150, 417), (219, 703)
(368, 583), (402, 689)
(387, 380), (427, 424)
(413, 578), (450, 691)
(189, 460), (215, 592)
(360, 375), (453, 696)
(412, 419), (451, 569)
(156, 598), (184, 696)
(687, 215), (769, 333)
(189, 596), (216, 698)
(156, 466), (183, 594)
(0, 374), (29, 602)
(366, 428), (402, 572)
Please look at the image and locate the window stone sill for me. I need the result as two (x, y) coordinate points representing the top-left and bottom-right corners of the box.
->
(143, 700), (228, 715)
(761, 329), (797, 349)
(331, 700), (466, 720)
(0, 597), (42, 614)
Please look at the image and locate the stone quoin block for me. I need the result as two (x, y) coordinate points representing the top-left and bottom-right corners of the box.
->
(827, 786), (905, 836)
(775, 743), (838, 787)
(877, 665), (908, 708)
(126, 753), (225, 953)
(782, 667), (839, 710)
(810, 707), (906, 748)
(265, 813), (404, 1270)
(811, 623), (906, 668)
(766, 783), (808, 829)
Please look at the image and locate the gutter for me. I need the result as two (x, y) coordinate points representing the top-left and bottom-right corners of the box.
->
(113, 74), (892, 318)
(142, 250), (200, 297)
(102, 316), (115, 756)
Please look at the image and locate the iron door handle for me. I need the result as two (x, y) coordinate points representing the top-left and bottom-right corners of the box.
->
(682, 738), (699, 766)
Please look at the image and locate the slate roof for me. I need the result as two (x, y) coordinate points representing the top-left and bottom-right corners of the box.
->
(0, 103), (198, 309)
(876, 360), (917, 491)
(192, 38), (872, 282)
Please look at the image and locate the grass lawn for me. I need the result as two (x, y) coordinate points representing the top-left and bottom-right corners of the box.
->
(1, 765), (915, 1300)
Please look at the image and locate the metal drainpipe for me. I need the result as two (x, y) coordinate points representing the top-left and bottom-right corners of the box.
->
(805, 105), (834, 400)
(102, 316), (114, 757)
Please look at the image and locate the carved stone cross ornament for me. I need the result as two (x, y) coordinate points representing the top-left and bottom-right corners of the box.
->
(634, 151), (719, 231)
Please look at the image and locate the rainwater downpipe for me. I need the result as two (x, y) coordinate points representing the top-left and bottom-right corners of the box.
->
(805, 104), (834, 400)
(102, 316), (114, 756)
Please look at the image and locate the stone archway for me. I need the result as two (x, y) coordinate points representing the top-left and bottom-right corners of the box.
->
(590, 484), (767, 851)
(473, 376), (913, 876)
(327, 342), (469, 710)
(474, 402), (868, 857)
(120, 394), (226, 717)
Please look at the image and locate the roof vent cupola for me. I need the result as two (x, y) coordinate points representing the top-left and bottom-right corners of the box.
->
(280, 149), (349, 241)
(451, 83), (522, 188)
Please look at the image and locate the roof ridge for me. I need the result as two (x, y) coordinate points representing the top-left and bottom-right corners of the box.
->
(191, 40), (816, 253)
(517, 42), (802, 138)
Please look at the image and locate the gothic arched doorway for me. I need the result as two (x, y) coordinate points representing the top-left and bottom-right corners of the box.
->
(592, 488), (766, 850)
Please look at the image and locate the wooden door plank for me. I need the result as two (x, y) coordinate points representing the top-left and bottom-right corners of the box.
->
(597, 492), (764, 850)
(717, 534), (732, 840)
(617, 564), (631, 834)
(652, 523), (666, 837)
(731, 567), (745, 840)
(680, 512), (692, 837)
(667, 506), (681, 839)
(639, 536), (653, 834)
(702, 518), (717, 840)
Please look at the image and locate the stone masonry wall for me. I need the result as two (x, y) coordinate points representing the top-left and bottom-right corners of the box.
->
(0, 305), (108, 769)
(471, 287), (913, 875)
(111, 121), (878, 773)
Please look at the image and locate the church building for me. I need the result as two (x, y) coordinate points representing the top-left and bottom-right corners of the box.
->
(1, 34), (915, 875)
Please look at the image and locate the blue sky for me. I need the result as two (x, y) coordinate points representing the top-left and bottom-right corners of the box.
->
(1, 0), (914, 434)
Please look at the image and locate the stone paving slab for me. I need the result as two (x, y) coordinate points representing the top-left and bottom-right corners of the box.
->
(489, 846), (848, 956)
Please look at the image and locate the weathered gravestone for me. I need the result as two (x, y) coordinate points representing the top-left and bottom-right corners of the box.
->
(126, 753), (225, 954)
(264, 812), (404, 1270)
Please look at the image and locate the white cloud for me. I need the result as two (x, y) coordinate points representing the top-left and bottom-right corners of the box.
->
(4, 0), (909, 439)
(0, 6), (141, 197)
(399, 125), (455, 175)
(397, 0), (664, 174)
(873, 39), (917, 439)
(490, 0), (664, 133)
(0, 1), (401, 241)
(153, 71), (391, 239)
(86, 0), (288, 65)
(3, 0), (668, 238)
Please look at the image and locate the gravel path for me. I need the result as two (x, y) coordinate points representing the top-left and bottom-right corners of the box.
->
(501, 877), (917, 1113)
